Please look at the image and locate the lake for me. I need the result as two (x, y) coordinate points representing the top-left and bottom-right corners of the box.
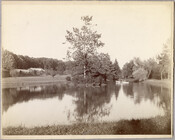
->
(2, 82), (171, 129)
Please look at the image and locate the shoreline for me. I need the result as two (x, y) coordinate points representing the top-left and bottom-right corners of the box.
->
(2, 76), (172, 89)
(2, 75), (69, 89)
(142, 79), (171, 88)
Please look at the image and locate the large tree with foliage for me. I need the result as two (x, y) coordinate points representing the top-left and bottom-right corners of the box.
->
(122, 60), (134, 79)
(2, 49), (17, 70)
(132, 68), (148, 81)
(111, 59), (121, 80)
(132, 57), (149, 81)
(89, 53), (112, 83)
(157, 42), (172, 80)
(143, 58), (157, 79)
(65, 16), (104, 83)
(132, 57), (161, 81)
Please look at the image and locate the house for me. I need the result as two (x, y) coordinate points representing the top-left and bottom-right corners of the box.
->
(29, 68), (45, 72)
(29, 68), (45, 75)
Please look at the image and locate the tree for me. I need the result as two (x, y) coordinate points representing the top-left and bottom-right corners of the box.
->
(56, 60), (66, 75)
(143, 58), (158, 79)
(65, 16), (104, 83)
(132, 57), (160, 80)
(88, 53), (112, 84)
(132, 57), (144, 72)
(2, 49), (17, 70)
(122, 60), (134, 79)
(46, 68), (57, 78)
(64, 61), (75, 74)
(157, 41), (172, 80)
(111, 59), (121, 81)
(132, 68), (148, 81)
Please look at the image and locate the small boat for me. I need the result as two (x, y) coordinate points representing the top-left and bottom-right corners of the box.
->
(116, 80), (129, 84)
(122, 81), (129, 84)
(116, 81), (121, 84)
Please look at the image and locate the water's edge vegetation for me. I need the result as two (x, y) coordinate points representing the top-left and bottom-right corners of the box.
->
(2, 76), (171, 89)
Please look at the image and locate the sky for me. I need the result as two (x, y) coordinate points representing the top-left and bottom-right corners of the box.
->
(2, 1), (173, 68)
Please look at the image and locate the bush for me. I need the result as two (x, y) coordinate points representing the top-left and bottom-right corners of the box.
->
(10, 70), (20, 77)
(66, 76), (71, 81)
(132, 68), (148, 81)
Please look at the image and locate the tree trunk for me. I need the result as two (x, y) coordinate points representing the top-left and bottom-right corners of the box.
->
(147, 70), (151, 79)
(161, 71), (163, 80)
(84, 53), (88, 87)
(160, 69), (164, 80)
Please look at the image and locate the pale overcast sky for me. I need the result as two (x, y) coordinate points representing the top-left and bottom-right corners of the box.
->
(2, 1), (173, 68)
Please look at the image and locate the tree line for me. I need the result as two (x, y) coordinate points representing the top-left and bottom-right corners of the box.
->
(122, 41), (171, 81)
(64, 16), (171, 84)
(2, 48), (74, 76)
(2, 48), (121, 83)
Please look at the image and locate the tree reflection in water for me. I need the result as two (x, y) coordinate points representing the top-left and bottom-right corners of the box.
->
(72, 82), (121, 123)
(2, 84), (69, 113)
(2, 82), (171, 125)
(72, 87), (111, 123)
(66, 82), (121, 123)
(122, 84), (134, 98)
(122, 83), (171, 113)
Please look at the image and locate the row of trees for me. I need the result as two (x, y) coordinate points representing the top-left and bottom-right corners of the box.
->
(122, 41), (172, 81)
(2, 49), (121, 82)
(2, 49), (73, 75)
(2, 48), (121, 81)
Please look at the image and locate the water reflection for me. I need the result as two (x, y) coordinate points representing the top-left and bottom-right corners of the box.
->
(72, 84), (117, 123)
(2, 82), (171, 128)
(2, 84), (67, 112)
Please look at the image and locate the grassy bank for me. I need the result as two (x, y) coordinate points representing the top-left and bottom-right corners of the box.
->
(2, 75), (70, 88)
(2, 76), (172, 89)
(3, 115), (171, 135)
(143, 79), (172, 88)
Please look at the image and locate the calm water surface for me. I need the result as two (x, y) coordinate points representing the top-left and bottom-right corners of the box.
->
(2, 82), (171, 128)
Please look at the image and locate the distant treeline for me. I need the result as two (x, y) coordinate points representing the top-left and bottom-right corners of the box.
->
(2, 49), (74, 77)
(2, 49), (121, 84)
(2, 45), (172, 82)
(121, 42), (171, 81)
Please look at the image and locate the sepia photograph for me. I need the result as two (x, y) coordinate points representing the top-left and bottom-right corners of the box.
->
(1, 0), (174, 139)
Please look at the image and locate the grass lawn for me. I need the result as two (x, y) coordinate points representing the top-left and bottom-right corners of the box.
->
(143, 79), (172, 88)
(2, 75), (70, 88)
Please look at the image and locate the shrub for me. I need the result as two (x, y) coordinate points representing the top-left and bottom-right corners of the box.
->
(132, 68), (148, 81)
(10, 70), (20, 77)
(66, 76), (71, 81)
